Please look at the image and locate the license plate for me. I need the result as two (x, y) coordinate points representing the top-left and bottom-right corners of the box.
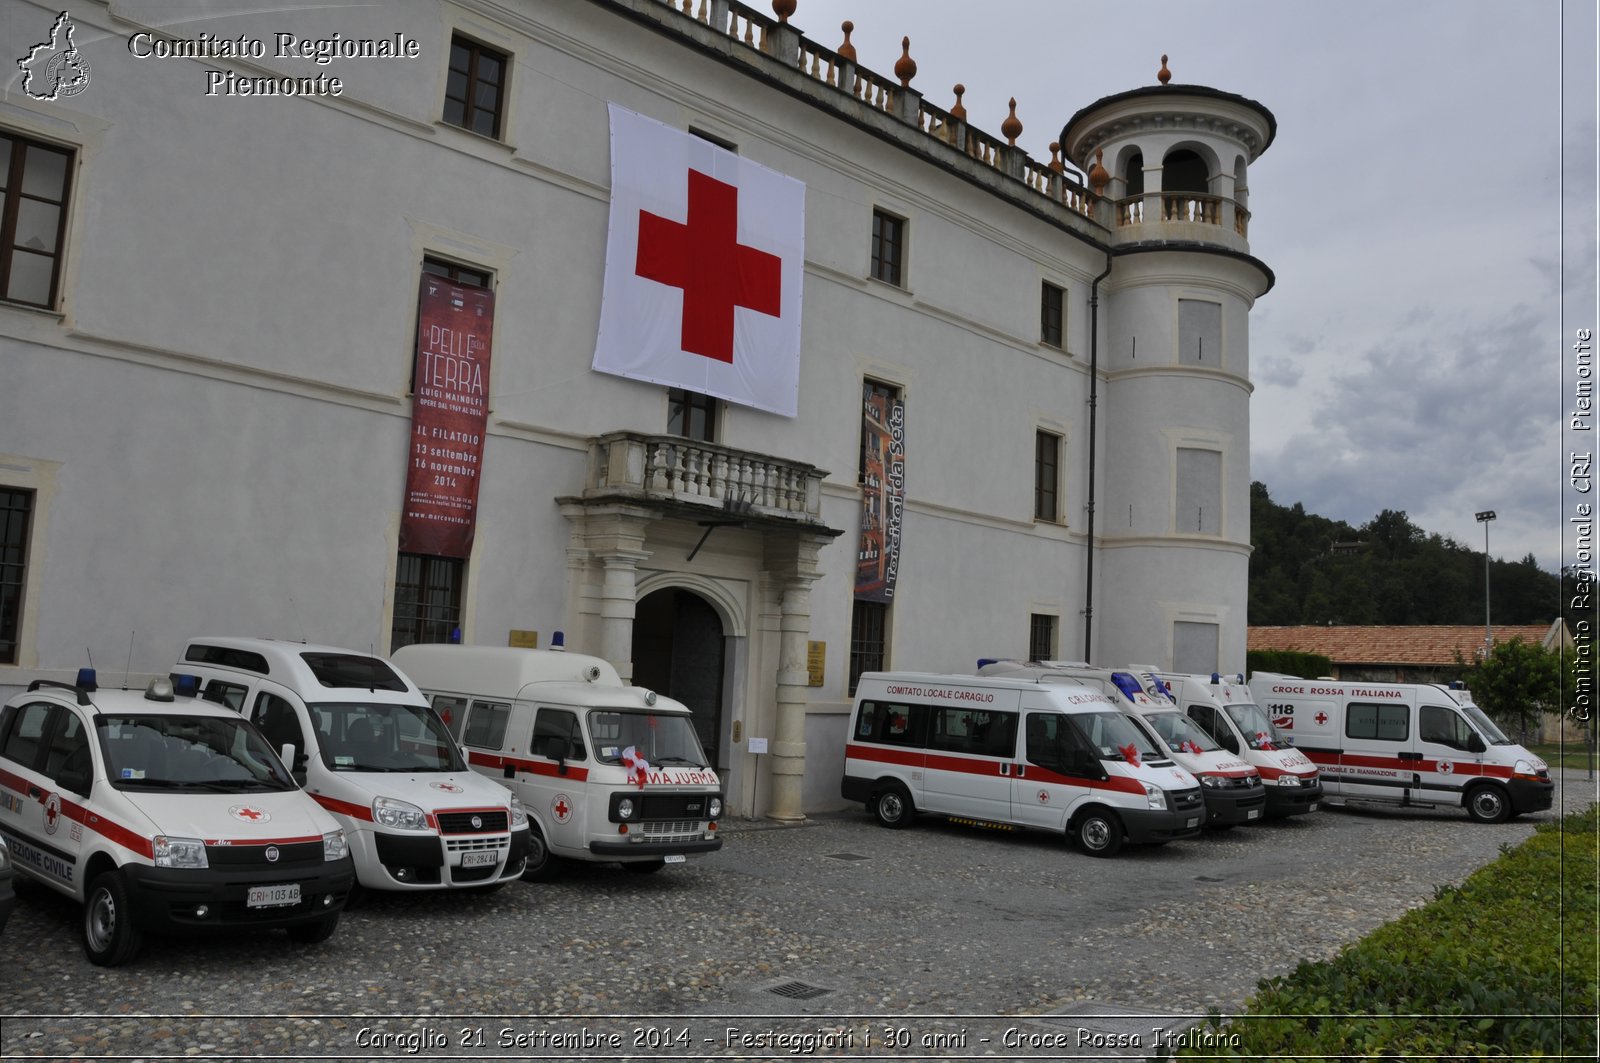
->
(1247, 809), (1261, 820)
(1310, 802), (1320, 811)
(460, 851), (498, 868)
(664, 854), (687, 864)
(247, 884), (300, 909)
(1185, 818), (1200, 829)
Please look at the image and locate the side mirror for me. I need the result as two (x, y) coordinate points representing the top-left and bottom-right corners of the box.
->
(1466, 733), (1486, 754)
(280, 743), (307, 784)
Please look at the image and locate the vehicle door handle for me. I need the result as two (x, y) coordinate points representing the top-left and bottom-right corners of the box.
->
(998, 763), (1010, 776)
(1015, 764), (1026, 778)
(28, 786), (42, 799)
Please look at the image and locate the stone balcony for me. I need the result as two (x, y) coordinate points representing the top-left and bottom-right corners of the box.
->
(1109, 192), (1251, 253)
(579, 430), (833, 529)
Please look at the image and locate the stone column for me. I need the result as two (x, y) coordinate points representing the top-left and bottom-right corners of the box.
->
(763, 531), (828, 821)
(560, 502), (653, 682)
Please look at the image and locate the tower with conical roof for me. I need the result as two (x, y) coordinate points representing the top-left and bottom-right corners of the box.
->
(1061, 56), (1276, 672)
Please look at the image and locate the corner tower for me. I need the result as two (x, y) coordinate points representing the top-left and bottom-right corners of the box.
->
(1061, 56), (1275, 672)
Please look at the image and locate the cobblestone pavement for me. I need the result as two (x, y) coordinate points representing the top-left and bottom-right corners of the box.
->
(0, 770), (1593, 1060)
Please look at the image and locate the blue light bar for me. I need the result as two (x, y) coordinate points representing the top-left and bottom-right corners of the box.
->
(76, 667), (98, 691)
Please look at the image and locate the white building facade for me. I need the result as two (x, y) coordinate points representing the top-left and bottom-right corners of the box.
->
(0, 0), (1273, 816)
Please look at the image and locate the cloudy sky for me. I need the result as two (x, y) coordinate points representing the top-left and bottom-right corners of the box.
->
(798, 0), (1596, 572)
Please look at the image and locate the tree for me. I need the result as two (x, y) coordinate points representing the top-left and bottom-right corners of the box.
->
(1463, 638), (1563, 743)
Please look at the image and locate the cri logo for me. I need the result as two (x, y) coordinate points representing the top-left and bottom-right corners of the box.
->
(44, 793), (61, 835)
(552, 795), (573, 823)
(229, 806), (270, 823)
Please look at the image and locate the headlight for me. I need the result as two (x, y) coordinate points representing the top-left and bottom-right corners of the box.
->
(509, 794), (528, 828)
(372, 795), (428, 831)
(708, 796), (723, 819)
(1143, 784), (1167, 810)
(1277, 774), (1304, 787)
(1199, 774), (1223, 789)
(323, 829), (349, 862)
(153, 835), (208, 869)
(617, 797), (635, 820)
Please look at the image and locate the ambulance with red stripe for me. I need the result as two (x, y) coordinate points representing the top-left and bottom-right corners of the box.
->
(0, 672), (354, 966)
(1247, 672), (1553, 823)
(175, 638), (531, 891)
(389, 641), (723, 879)
(976, 662), (1267, 827)
(843, 672), (1204, 857)
(1144, 671), (1323, 818)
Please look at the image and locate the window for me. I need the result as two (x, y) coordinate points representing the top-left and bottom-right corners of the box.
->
(929, 708), (1017, 757)
(443, 35), (507, 138)
(1347, 701), (1409, 742)
(859, 379), (899, 483)
(391, 553), (464, 650)
(1, 131), (73, 308)
(252, 693), (306, 760)
(1420, 705), (1474, 749)
(533, 707), (586, 761)
(1175, 448), (1221, 535)
(201, 680), (248, 711)
(1178, 299), (1222, 365)
(1029, 614), (1056, 662)
(421, 257), (491, 289)
(463, 699), (511, 749)
(853, 700), (927, 748)
(870, 209), (905, 286)
(1172, 620), (1219, 674)
(430, 695), (469, 741)
(849, 599), (887, 694)
(0, 701), (52, 771)
(1, 487), (34, 665)
(1040, 282), (1064, 347)
(1034, 431), (1061, 522)
(668, 388), (718, 442)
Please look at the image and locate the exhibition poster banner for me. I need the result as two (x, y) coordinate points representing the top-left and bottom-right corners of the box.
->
(399, 276), (494, 558)
(855, 388), (906, 602)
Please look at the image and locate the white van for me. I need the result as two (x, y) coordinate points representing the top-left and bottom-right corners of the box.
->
(843, 672), (1204, 857)
(1247, 672), (1554, 823)
(0, 672), (353, 965)
(175, 637), (531, 891)
(389, 643), (723, 878)
(977, 661), (1267, 827)
(1148, 671), (1323, 819)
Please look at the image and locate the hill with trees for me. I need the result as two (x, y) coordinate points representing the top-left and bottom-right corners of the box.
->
(1249, 482), (1564, 627)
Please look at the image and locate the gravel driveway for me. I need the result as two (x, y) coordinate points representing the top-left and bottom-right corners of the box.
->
(1, 769), (1593, 1059)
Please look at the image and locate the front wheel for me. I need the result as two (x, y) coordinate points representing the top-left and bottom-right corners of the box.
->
(1073, 808), (1125, 858)
(287, 912), (340, 945)
(1465, 784), (1511, 824)
(83, 871), (143, 967)
(870, 783), (914, 829)
(520, 823), (560, 882)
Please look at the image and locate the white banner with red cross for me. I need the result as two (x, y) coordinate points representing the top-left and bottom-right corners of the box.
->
(592, 102), (805, 417)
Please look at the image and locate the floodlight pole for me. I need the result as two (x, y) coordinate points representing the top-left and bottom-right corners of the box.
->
(1475, 510), (1496, 655)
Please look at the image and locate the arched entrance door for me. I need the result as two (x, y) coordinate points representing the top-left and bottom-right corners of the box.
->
(631, 588), (726, 770)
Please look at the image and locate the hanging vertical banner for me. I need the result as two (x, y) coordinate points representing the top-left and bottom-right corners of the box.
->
(855, 388), (906, 601)
(592, 102), (805, 417)
(399, 276), (494, 559)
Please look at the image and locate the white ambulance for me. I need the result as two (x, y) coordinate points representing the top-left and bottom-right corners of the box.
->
(1146, 671), (1323, 819)
(174, 637), (531, 891)
(1247, 672), (1554, 822)
(0, 672), (353, 966)
(843, 671), (1205, 857)
(389, 642), (723, 878)
(977, 661), (1267, 827)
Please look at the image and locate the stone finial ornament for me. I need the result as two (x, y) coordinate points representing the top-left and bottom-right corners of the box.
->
(894, 36), (917, 88)
(950, 84), (967, 120)
(771, 0), (795, 23)
(1048, 142), (1064, 173)
(1001, 98), (1022, 146)
(837, 20), (856, 62)
(1088, 147), (1110, 194)
(1158, 54), (1171, 85)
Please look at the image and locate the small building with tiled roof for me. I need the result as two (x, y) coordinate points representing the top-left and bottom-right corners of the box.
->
(1247, 621), (1571, 684)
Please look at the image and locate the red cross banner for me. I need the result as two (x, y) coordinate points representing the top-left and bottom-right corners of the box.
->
(593, 103), (805, 417)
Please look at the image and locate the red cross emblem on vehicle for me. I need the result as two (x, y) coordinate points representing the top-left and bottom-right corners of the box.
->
(635, 169), (781, 364)
(552, 795), (573, 823)
(44, 794), (60, 835)
(229, 805), (269, 823)
(1036, 790), (1049, 805)
(1315, 712), (1328, 725)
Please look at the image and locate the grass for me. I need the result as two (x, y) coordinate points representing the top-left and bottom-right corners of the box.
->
(1174, 803), (1600, 1059)
(1528, 741), (1598, 772)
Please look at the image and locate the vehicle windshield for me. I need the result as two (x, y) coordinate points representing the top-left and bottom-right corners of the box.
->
(100, 714), (297, 792)
(1069, 710), (1164, 761)
(1459, 702), (1513, 745)
(587, 710), (709, 768)
(1142, 711), (1222, 754)
(309, 702), (465, 773)
(1224, 701), (1286, 750)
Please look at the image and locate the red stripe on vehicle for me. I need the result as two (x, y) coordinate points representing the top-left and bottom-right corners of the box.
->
(311, 793), (375, 821)
(3, 770), (156, 858)
(846, 744), (1145, 795)
(202, 835), (325, 846)
(469, 750), (590, 783)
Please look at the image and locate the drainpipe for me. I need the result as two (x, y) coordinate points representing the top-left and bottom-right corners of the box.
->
(1083, 252), (1114, 663)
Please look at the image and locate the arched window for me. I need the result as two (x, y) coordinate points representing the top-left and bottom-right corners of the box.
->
(1162, 149), (1209, 195)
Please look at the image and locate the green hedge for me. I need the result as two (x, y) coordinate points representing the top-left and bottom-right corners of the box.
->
(1176, 805), (1599, 1059)
(1245, 649), (1334, 679)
